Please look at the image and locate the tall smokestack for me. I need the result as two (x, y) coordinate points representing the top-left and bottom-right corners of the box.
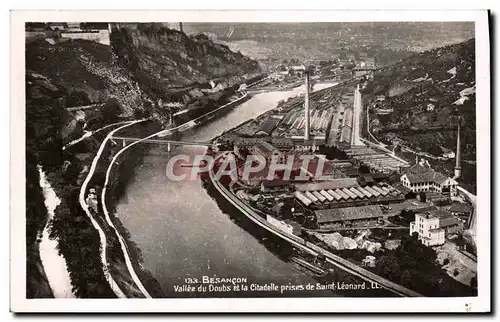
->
(454, 117), (462, 179)
(350, 85), (363, 146)
(179, 22), (183, 33)
(304, 67), (310, 141)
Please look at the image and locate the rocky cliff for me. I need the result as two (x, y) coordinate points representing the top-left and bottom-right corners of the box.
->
(110, 23), (260, 102)
(25, 23), (261, 298)
(26, 23), (261, 120)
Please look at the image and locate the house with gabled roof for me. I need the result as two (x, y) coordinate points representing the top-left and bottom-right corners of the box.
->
(400, 162), (458, 196)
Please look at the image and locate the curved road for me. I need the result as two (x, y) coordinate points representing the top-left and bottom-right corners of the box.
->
(78, 121), (144, 298)
(63, 120), (133, 151)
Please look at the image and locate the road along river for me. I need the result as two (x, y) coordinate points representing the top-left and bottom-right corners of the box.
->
(115, 83), (348, 298)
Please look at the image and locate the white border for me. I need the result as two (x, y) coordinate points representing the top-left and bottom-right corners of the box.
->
(10, 9), (490, 313)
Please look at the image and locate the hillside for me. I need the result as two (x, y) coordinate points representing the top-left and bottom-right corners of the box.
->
(361, 38), (476, 191)
(110, 23), (260, 101)
(25, 23), (261, 298)
(26, 23), (261, 120)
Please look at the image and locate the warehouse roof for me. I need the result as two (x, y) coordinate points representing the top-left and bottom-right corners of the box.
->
(448, 203), (473, 214)
(294, 178), (359, 191)
(314, 205), (383, 224)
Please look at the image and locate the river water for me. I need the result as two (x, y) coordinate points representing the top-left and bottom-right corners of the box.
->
(115, 83), (341, 298)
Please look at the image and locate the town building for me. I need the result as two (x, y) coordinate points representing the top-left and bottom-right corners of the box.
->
(362, 255), (376, 268)
(409, 210), (464, 246)
(255, 116), (283, 136)
(314, 205), (384, 229)
(400, 162), (458, 196)
(448, 203), (473, 217)
(260, 180), (291, 193)
(253, 141), (284, 162)
(424, 191), (452, 206)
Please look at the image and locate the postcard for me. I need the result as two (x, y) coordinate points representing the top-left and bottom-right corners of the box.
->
(10, 9), (491, 313)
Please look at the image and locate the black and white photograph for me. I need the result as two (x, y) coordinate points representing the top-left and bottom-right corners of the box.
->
(10, 9), (491, 313)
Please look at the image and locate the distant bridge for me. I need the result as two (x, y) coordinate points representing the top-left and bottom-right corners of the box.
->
(111, 136), (217, 151)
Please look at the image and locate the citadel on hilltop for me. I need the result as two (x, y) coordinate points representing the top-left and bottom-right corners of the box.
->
(26, 22), (111, 45)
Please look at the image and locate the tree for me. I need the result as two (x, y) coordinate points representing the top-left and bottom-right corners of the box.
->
(400, 269), (412, 287)
(102, 98), (121, 123)
(400, 209), (415, 222)
(375, 255), (400, 280)
(66, 90), (91, 107)
(418, 191), (427, 203)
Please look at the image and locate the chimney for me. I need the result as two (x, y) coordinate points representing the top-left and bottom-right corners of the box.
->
(454, 117), (462, 179)
(304, 67), (310, 141)
(350, 85), (362, 146)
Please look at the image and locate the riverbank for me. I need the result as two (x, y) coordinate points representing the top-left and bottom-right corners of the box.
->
(95, 95), (254, 297)
(87, 120), (164, 298)
(105, 140), (166, 298)
(109, 85), (342, 298)
(201, 177), (394, 297)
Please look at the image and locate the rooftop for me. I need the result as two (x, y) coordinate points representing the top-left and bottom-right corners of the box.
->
(392, 182), (412, 195)
(255, 141), (279, 158)
(314, 205), (383, 224)
(439, 216), (462, 228)
(404, 164), (451, 185)
(448, 203), (473, 214)
(256, 118), (281, 136)
(295, 178), (359, 192)
(261, 179), (290, 188)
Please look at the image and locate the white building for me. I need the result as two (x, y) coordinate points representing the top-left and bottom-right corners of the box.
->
(410, 210), (464, 247)
(400, 162), (458, 196)
(410, 212), (445, 246)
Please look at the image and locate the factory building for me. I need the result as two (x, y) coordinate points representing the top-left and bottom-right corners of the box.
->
(253, 141), (285, 163)
(294, 180), (405, 209)
(260, 180), (292, 193)
(314, 205), (384, 229)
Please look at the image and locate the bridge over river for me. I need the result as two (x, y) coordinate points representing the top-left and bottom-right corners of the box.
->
(111, 135), (216, 151)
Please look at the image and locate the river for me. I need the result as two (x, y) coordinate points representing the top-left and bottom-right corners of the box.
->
(115, 83), (341, 298)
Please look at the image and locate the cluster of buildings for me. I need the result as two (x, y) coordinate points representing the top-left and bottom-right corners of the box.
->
(344, 146), (409, 174)
(280, 108), (332, 139)
(291, 178), (404, 229)
(227, 58), (471, 247)
(294, 179), (404, 208)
